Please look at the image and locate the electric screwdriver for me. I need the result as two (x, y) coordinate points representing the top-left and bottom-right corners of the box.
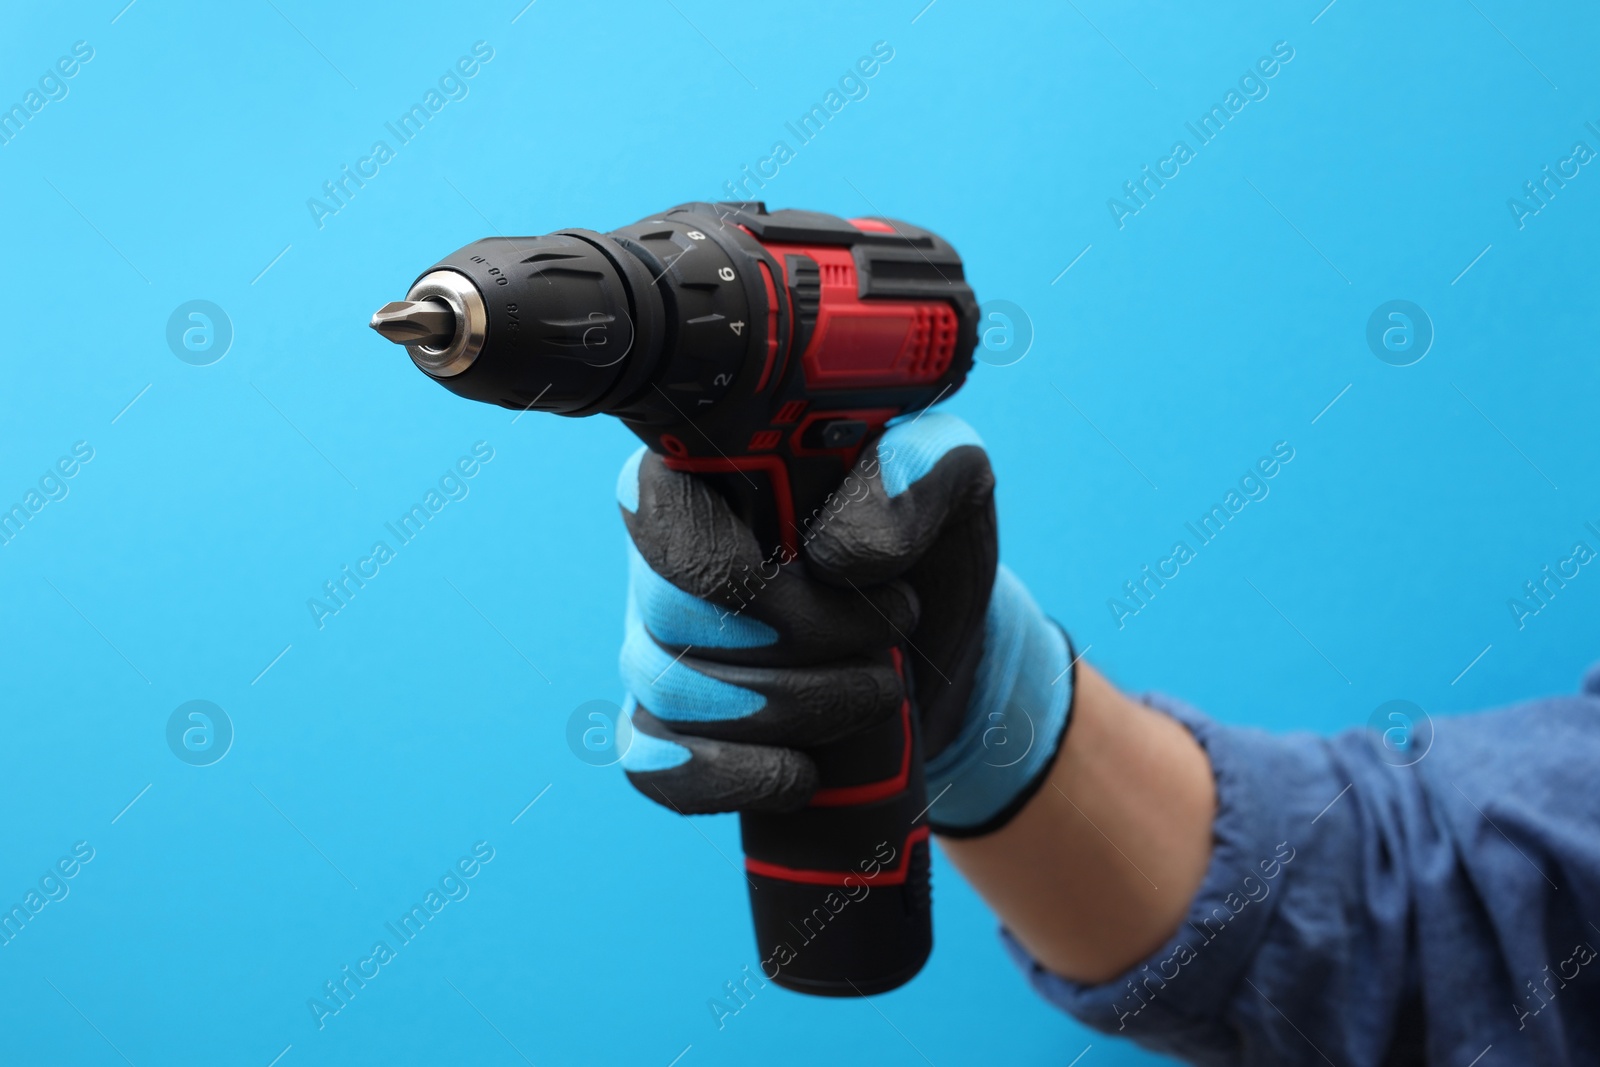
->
(370, 201), (978, 996)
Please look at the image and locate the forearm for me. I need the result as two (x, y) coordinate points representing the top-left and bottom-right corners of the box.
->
(937, 662), (1216, 984)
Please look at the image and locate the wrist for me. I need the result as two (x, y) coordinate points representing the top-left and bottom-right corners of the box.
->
(926, 566), (1076, 837)
(939, 666), (1217, 984)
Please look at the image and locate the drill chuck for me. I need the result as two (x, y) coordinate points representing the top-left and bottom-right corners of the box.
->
(372, 229), (652, 416)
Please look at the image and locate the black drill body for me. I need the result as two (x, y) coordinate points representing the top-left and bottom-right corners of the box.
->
(373, 201), (979, 994)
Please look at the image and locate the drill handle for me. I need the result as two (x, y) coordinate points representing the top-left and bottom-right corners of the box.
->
(702, 464), (935, 996)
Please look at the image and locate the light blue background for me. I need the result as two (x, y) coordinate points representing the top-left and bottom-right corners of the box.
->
(2, 1), (1596, 1064)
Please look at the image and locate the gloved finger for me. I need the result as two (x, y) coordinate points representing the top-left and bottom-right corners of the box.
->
(801, 411), (996, 588)
(798, 412), (998, 754)
(619, 608), (903, 748)
(620, 702), (817, 815)
(617, 447), (919, 666)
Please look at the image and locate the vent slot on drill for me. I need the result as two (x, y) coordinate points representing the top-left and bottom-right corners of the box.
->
(903, 305), (960, 380)
(773, 400), (807, 424)
(747, 429), (782, 451)
(820, 262), (855, 287)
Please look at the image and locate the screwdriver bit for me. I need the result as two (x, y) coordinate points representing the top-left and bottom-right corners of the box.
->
(369, 299), (456, 347)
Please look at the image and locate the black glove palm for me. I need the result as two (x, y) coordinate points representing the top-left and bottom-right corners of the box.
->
(616, 413), (1074, 836)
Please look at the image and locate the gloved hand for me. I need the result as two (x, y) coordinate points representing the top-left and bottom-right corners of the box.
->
(614, 413), (1076, 836)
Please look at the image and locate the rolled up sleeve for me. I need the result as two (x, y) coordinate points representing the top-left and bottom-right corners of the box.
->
(1001, 680), (1600, 1066)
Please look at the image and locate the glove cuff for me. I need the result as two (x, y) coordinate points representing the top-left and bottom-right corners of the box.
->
(925, 566), (1077, 838)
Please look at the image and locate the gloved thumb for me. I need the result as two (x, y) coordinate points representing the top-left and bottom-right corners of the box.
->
(801, 412), (996, 587)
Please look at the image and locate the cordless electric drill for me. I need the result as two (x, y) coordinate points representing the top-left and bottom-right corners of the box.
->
(371, 201), (978, 995)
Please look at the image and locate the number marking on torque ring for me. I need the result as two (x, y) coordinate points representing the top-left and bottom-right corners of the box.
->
(718, 267), (735, 281)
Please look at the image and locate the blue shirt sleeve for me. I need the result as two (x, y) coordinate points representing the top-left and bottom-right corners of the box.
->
(1002, 667), (1600, 1066)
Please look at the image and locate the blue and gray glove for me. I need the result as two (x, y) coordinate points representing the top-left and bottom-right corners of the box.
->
(615, 413), (1077, 837)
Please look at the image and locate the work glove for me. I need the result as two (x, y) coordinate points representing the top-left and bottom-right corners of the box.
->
(614, 413), (1076, 837)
